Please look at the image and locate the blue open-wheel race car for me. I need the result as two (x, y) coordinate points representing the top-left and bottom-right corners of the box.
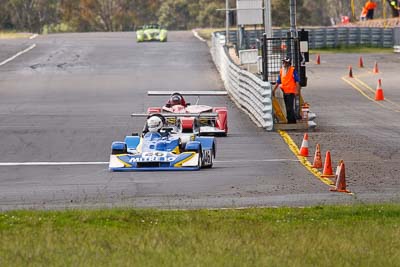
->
(109, 114), (216, 171)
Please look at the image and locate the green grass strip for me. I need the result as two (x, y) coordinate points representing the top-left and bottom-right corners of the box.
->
(310, 47), (393, 54)
(1, 205), (399, 266)
(0, 32), (32, 39)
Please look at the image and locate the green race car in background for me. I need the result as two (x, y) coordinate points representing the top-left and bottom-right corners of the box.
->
(136, 24), (168, 42)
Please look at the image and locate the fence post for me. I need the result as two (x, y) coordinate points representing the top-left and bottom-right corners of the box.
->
(261, 33), (268, 82)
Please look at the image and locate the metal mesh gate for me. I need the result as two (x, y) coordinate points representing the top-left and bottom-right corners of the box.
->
(261, 36), (300, 83)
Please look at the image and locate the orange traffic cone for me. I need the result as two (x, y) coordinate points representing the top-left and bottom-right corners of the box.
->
(373, 62), (379, 73)
(316, 54), (320, 65)
(321, 151), (335, 178)
(312, 144), (322, 168)
(330, 161), (350, 193)
(298, 133), (309, 157)
(375, 79), (384, 101)
(333, 159), (344, 183)
(348, 66), (353, 78)
(359, 56), (364, 68)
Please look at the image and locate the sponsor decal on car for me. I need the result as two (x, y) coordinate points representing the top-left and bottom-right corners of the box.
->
(128, 151), (176, 163)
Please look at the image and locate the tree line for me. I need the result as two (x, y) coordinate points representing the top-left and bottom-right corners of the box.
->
(0, 0), (398, 33)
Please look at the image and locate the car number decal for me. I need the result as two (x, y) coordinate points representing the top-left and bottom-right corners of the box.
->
(202, 150), (212, 165)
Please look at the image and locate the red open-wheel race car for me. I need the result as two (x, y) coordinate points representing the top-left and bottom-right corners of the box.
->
(147, 91), (228, 136)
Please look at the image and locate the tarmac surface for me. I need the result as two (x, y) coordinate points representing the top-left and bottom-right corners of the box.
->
(299, 52), (400, 203)
(0, 32), (398, 210)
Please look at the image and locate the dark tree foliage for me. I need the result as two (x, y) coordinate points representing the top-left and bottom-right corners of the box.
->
(0, 0), (398, 32)
(386, 0), (400, 17)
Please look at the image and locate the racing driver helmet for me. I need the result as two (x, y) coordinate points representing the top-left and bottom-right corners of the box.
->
(171, 95), (182, 106)
(147, 116), (163, 132)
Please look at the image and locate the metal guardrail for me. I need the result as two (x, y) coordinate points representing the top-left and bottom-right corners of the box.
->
(211, 33), (273, 131)
(223, 27), (396, 49)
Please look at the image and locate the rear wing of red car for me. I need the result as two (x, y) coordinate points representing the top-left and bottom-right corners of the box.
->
(147, 91), (228, 96)
(131, 113), (218, 119)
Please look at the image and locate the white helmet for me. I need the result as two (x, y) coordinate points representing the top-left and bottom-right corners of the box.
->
(171, 95), (182, 106)
(147, 116), (163, 132)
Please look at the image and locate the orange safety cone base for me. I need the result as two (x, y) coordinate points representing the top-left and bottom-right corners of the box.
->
(348, 66), (353, 78)
(321, 151), (334, 177)
(359, 57), (364, 68)
(375, 89), (384, 101)
(299, 151), (310, 157)
(373, 62), (379, 73)
(330, 188), (351, 193)
(330, 161), (351, 193)
(298, 133), (309, 157)
(321, 174), (335, 178)
(312, 162), (322, 168)
(375, 79), (384, 101)
(312, 144), (322, 168)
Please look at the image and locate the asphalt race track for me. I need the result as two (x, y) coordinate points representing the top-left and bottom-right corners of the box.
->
(0, 32), (398, 210)
(299, 52), (400, 203)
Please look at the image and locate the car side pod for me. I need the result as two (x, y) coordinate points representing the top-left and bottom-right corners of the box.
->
(109, 142), (127, 170)
(214, 107), (228, 134)
(185, 141), (201, 152)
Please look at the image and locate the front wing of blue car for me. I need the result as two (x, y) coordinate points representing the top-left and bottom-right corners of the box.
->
(109, 151), (201, 171)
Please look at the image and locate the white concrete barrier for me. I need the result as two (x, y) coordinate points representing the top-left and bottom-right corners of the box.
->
(211, 33), (273, 131)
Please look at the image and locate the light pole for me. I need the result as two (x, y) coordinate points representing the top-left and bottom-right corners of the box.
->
(226, 0), (229, 44)
(264, 0), (272, 37)
(290, 0), (297, 38)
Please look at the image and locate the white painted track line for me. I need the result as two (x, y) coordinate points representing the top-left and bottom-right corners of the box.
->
(0, 159), (387, 167)
(192, 29), (206, 42)
(29, 34), (38, 40)
(215, 159), (299, 163)
(0, 159), (298, 167)
(0, 44), (36, 66)
(0, 162), (109, 166)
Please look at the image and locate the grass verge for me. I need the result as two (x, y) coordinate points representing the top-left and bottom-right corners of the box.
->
(1, 204), (399, 266)
(310, 46), (393, 54)
(0, 32), (32, 39)
(196, 28), (231, 41)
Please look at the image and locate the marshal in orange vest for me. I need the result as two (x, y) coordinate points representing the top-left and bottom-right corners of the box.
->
(279, 66), (297, 94)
